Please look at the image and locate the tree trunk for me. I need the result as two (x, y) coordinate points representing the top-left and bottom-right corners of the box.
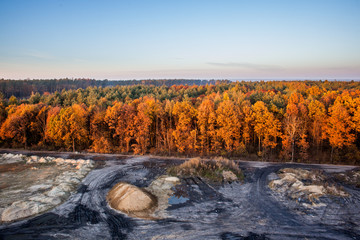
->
(73, 138), (75, 152)
(291, 139), (295, 163)
(194, 129), (197, 154)
(258, 137), (261, 154)
(169, 113), (172, 155)
(156, 115), (159, 151)
(24, 131), (27, 149)
(331, 146), (334, 164)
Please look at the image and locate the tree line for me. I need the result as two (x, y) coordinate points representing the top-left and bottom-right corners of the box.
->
(0, 78), (228, 98)
(0, 80), (360, 165)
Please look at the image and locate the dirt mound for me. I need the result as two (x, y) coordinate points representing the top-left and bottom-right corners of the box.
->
(107, 176), (181, 219)
(107, 182), (157, 217)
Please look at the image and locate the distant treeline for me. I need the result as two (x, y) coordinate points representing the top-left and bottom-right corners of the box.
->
(0, 80), (360, 165)
(0, 79), (229, 98)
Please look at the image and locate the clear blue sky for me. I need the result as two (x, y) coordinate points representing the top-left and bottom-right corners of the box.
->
(0, 0), (359, 80)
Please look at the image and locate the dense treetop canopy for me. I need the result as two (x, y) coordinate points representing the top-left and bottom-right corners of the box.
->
(0, 80), (360, 165)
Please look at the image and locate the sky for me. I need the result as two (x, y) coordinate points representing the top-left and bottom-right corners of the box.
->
(0, 0), (359, 80)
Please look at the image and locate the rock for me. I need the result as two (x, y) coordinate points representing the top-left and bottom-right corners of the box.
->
(269, 168), (349, 208)
(145, 175), (181, 219)
(107, 182), (157, 213)
(76, 163), (84, 169)
(148, 176), (179, 195)
(83, 159), (94, 168)
(38, 157), (47, 163)
(67, 177), (81, 184)
(47, 186), (69, 199)
(29, 194), (62, 205)
(54, 158), (65, 165)
(57, 183), (73, 192)
(77, 159), (85, 164)
(28, 184), (53, 192)
(301, 185), (325, 195)
(222, 170), (238, 181)
(0, 153), (25, 164)
(1, 201), (49, 222)
(164, 176), (180, 183)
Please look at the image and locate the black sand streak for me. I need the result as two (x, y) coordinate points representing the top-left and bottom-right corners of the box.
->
(0, 150), (359, 239)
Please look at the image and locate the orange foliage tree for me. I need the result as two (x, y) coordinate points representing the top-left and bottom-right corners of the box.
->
(252, 101), (281, 158)
(282, 92), (309, 162)
(0, 104), (44, 148)
(90, 108), (113, 153)
(172, 100), (197, 153)
(197, 98), (217, 155)
(216, 99), (242, 154)
(326, 101), (355, 163)
(46, 104), (89, 152)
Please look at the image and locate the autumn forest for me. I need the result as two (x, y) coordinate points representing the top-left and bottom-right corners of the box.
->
(1, 80), (360, 165)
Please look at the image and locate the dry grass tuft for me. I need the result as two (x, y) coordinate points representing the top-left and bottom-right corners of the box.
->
(168, 157), (243, 182)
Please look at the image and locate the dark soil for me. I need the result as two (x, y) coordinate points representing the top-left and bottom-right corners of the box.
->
(0, 149), (359, 239)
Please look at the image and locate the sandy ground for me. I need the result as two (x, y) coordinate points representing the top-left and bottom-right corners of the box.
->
(0, 149), (359, 240)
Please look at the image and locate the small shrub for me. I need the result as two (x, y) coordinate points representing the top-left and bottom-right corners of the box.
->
(168, 157), (244, 182)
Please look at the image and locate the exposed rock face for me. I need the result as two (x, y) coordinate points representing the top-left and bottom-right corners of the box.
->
(0, 153), (26, 164)
(107, 175), (180, 219)
(269, 168), (348, 208)
(0, 153), (95, 223)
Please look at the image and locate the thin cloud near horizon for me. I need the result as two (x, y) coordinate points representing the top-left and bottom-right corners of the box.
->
(207, 62), (283, 71)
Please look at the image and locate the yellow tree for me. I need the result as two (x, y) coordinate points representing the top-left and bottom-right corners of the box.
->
(197, 98), (217, 155)
(133, 98), (154, 155)
(90, 108), (113, 153)
(105, 102), (136, 152)
(353, 97), (360, 133)
(308, 100), (327, 153)
(282, 92), (308, 162)
(327, 102), (355, 163)
(240, 100), (254, 150)
(172, 100), (197, 153)
(164, 100), (175, 154)
(0, 104), (43, 148)
(252, 101), (281, 158)
(46, 104), (89, 152)
(216, 100), (241, 153)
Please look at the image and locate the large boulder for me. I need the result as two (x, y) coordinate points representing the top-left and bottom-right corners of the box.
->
(107, 183), (157, 213)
